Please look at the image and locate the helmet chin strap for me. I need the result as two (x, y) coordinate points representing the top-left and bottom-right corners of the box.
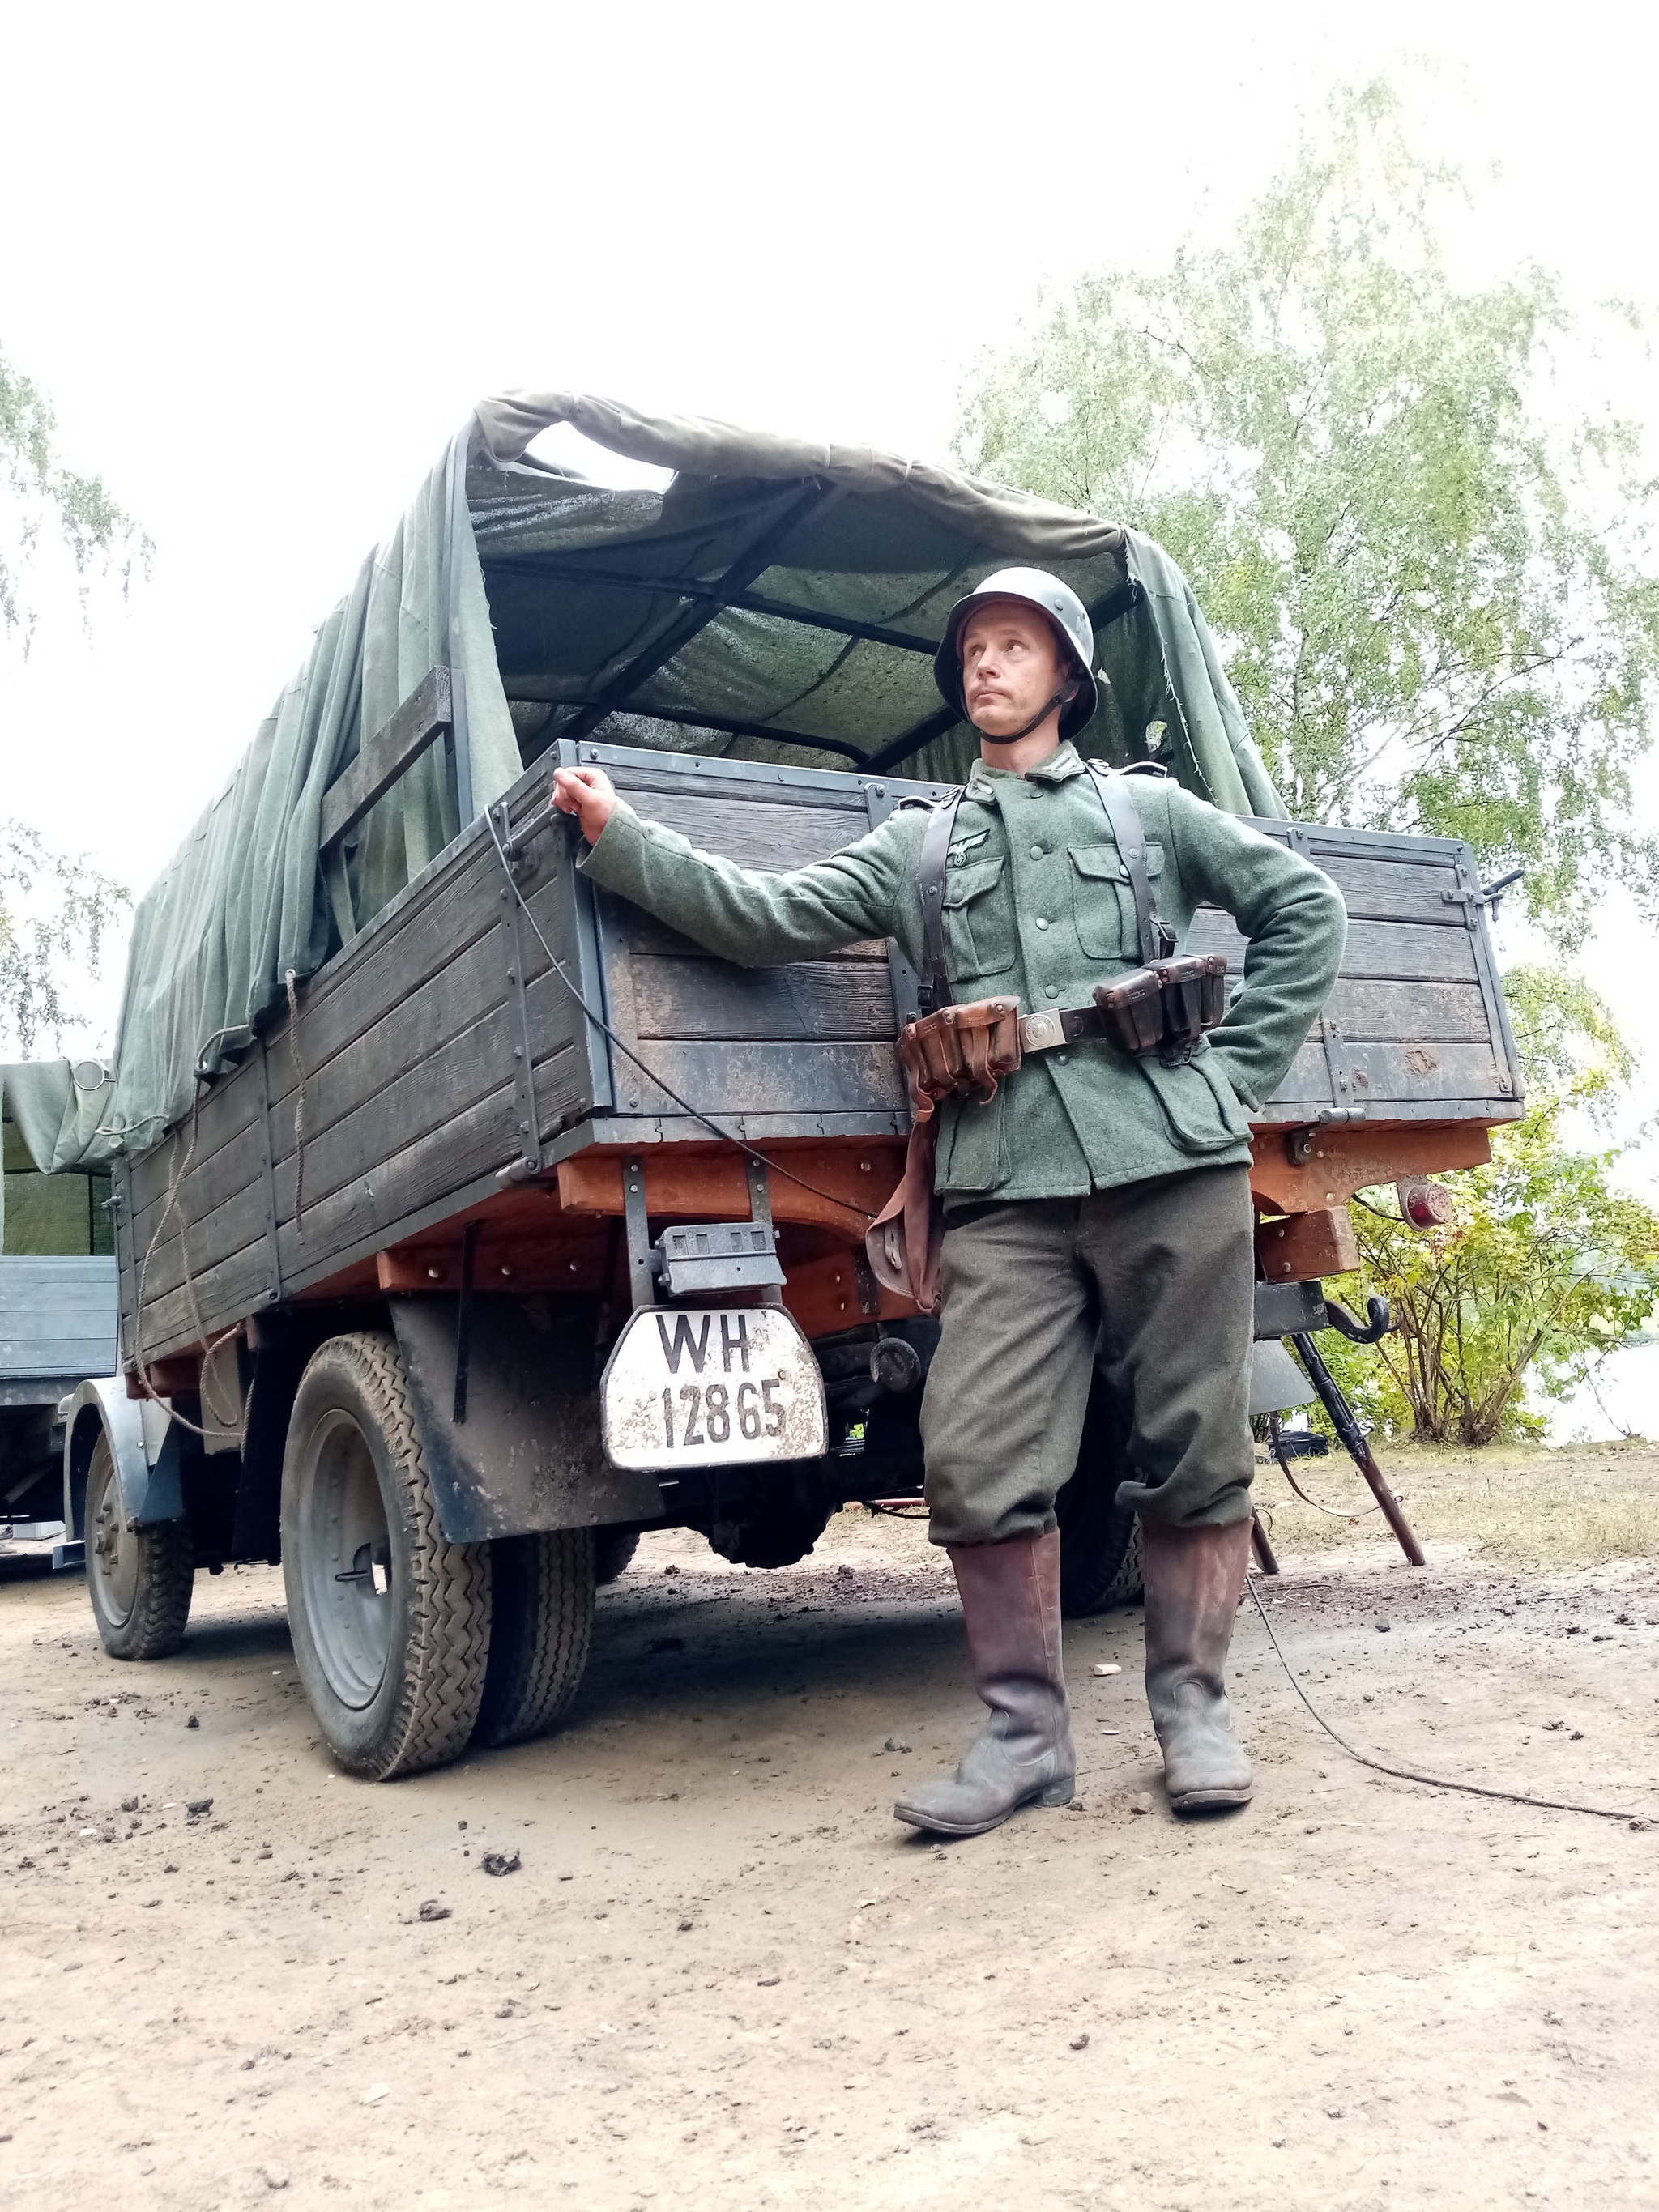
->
(970, 680), (1079, 746)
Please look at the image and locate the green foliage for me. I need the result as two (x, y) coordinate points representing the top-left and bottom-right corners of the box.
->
(1318, 970), (1658, 1445)
(0, 343), (151, 652)
(953, 82), (1659, 944)
(1500, 961), (1633, 1111)
(1329, 1106), (1659, 1444)
(0, 822), (130, 1055)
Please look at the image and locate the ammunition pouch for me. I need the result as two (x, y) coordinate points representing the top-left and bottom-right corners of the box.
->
(896, 995), (1023, 1115)
(1093, 953), (1230, 1064)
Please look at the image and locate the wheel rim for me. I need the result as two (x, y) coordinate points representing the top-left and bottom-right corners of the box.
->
(296, 1409), (394, 1709)
(88, 1447), (138, 1627)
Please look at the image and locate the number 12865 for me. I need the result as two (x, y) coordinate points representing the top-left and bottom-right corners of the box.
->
(662, 1377), (786, 1448)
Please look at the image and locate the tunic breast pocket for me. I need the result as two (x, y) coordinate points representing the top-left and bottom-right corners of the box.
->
(944, 855), (1018, 981)
(1068, 842), (1164, 961)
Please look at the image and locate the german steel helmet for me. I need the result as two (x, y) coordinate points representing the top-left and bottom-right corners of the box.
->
(933, 567), (1098, 739)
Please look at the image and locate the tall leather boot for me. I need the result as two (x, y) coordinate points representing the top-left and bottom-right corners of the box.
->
(893, 1530), (1075, 1838)
(1141, 1516), (1254, 1814)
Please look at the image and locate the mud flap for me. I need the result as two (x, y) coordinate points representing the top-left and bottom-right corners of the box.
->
(388, 1294), (665, 1543)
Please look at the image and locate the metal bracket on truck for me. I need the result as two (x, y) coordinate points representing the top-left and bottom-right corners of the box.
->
(599, 1153), (828, 1475)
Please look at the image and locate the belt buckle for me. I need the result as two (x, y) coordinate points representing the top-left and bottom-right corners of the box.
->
(1019, 1009), (1065, 1053)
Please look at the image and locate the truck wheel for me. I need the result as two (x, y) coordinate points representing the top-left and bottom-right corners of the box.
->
(593, 1528), (640, 1587)
(1056, 1372), (1143, 1617)
(282, 1332), (492, 1780)
(473, 1530), (595, 1749)
(84, 1432), (194, 1660)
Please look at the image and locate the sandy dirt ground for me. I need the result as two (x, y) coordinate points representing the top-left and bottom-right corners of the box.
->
(3, 1498), (1658, 2212)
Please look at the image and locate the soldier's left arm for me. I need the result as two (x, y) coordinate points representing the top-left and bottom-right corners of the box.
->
(1160, 786), (1349, 1110)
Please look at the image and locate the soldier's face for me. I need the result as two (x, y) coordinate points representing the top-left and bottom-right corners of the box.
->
(959, 602), (1068, 739)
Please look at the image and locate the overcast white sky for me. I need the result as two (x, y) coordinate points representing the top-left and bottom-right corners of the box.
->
(4, 0), (1658, 1172)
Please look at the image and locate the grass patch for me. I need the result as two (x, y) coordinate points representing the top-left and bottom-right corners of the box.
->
(1255, 1438), (1659, 1573)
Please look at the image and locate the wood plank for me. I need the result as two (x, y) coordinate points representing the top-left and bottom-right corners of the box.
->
(1325, 917), (1481, 983)
(122, 811), (511, 1230)
(271, 1080), (538, 1286)
(267, 973), (588, 1229)
(126, 1063), (263, 1218)
(129, 1115), (267, 1264)
(629, 955), (896, 1042)
(603, 902), (888, 964)
(1311, 853), (1463, 923)
(1249, 1119), (1493, 1213)
(609, 1039), (907, 1120)
(134, 1175), (268, 1309)
(262, 846), (509, 1110)
(1328, 978), (1491, 1045)
(616, 786), (870, 872)
(1348, 1040), (1506, 1103)
(263, 923), (516, 1166)
(781, 1248), (917, 1337)
(319, 667), (452, 853)
(1263, 1041), (1333, 1105)
(269, 1000), (535, 1227)
(134, 1236), (272, 1362)
(555, 1143), (902, 1241)
(1183, 908), (1247, 964)
(1186, 908), (1481, 984)
(375, 1217), (613, 1295)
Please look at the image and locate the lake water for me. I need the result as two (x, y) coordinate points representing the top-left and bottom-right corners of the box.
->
(1542, 1340), (1659, 1443)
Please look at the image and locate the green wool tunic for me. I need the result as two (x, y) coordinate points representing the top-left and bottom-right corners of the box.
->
(579, 742), (1347, 1201)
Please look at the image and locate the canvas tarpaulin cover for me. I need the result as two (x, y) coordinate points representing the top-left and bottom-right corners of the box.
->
(0, 1059), (113, 1249)
(68, 390), (1282, 1170)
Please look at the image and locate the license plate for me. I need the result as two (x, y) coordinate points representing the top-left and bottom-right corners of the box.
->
(599, 1306), (827, 1473)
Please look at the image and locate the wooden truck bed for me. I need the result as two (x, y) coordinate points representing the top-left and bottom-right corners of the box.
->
(114, 735), (1523, 1378)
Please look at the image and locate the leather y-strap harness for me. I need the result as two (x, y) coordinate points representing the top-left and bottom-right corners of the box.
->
(914, 761), (1171, 1012)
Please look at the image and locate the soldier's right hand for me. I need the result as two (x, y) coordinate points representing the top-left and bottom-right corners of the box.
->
(551, 764), (618, 845)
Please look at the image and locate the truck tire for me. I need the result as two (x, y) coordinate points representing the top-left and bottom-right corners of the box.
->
(1056, 1372), (1143, 1617)
(84, 1432), (194, 1660)
(593, 1528), (640, 1587)
(473, 1529), (595, 1749)
(282, 1331), (492, 1780)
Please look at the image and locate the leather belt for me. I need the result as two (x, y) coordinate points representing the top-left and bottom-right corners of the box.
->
(1017, 1004), (1111, 1053)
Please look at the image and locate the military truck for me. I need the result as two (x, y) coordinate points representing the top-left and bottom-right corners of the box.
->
(51, 393), (1522, 1778)
(1, 1075), (117, 1556)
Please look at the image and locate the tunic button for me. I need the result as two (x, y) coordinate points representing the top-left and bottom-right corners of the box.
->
(1056, 1052), (1069, 1065)
(1030, 844), (1044, 859)
(1034, 918), (1049, 930)
(1045, 985), (1060, 999)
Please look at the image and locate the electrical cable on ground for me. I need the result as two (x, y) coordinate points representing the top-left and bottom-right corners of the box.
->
(1244, 1573), (1654, 1831)
(485, 803), (880, 1224)
(1269, 1413), (1383, 1521)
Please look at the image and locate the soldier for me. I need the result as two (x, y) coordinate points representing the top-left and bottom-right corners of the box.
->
(552, 569), (1346, 1836)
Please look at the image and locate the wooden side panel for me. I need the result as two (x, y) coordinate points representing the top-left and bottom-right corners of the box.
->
(629, 955), (895, 1042)
(621, 787), (870, 871)
(0, 1256), (119, 1382)
(594, 765), (905, 1135)
(1249, 1120), (1493, 1213)
(121, 737), (1524, 1362)
(126, 803), (601, 1362)
(556, 1143), (900, 1242)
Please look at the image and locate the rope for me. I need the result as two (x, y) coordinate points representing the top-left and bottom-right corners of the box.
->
(131, 1083), (239, 1440)
(285, 967), (308, 1235)
(485, 806), (879, 1225)
(1244, 1574), (1655, 1830)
